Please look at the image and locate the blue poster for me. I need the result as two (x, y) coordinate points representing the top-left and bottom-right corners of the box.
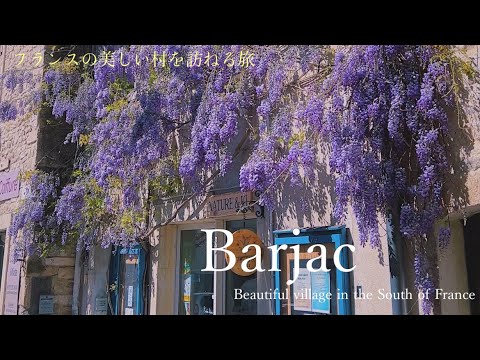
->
(311, 271), (330, 313)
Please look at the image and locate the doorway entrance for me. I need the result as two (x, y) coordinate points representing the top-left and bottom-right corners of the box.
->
(464, 212), (480, 315)
(225, 219), (257, 315)
(108, 245), (146, 315)
(178, 228), (215, 315)
(176, 219), (259, 315)
(273, 226), (352, 315)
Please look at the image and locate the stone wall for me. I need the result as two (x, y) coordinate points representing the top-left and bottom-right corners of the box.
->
(78, 45), (480, 315)
(0, 45), (76, 315)
(24, 254), (75, 315)
(0, 45), (43, 213)
(434, 45), (480, 314)
(0, 45), (44, 314)
(461, 46), (480, 211)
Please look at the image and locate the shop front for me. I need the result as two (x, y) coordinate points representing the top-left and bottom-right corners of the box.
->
(273, 226), (352, 315)
(177, 218), (259, 315)
(155, 186), (359, 316)
(172, 189), (263, 315)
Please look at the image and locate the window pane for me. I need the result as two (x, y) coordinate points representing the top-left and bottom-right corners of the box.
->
(119, 253), (139, 315)
(225, 219), (257, 315)
(178, 230), (214, 315)
(279, 243), (337, 315)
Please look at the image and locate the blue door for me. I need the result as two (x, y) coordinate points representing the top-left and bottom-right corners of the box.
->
(273, 226), (352, 315)
(109, 245), (146, 315)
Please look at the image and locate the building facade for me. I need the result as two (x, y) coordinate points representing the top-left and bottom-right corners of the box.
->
(1, 45), (479, 315)
(78, 46), (480, 316)
(0, 45), (76, 315)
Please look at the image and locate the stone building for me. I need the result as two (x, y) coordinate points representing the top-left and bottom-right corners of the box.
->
(0, 45), (76, 315)
(79, 45), (480, 316)
(2, 45), (479, 315)
(435, 45), (480, 315)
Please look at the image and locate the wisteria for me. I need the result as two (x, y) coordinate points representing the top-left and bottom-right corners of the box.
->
(9, 172), (60, 259)
(0, 68), (43, 120)
(311, 45), (468, 313)
(3, 45), (475, 314)
(0, 101), (17, 121)
(414, 249), (436, 314)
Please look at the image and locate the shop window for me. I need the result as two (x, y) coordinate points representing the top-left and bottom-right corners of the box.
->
(273, 226), (352, 315)
(177, 220), (259, 315)
(178, 230), (214, 315)
(225, 219), (258, 315)
(278, 244), (337, 315)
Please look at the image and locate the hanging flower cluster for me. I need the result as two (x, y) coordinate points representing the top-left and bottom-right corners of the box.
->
(3, 45), (474, 314)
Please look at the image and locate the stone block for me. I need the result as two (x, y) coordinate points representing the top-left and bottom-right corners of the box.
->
(43, 257), (75, 267)
(55, 295), (72, 307)
(57, 267), (75, 280)
(53, 278), (74, 295)
(0, 158), (9, 171)
(26, 256), (46, 275)
(55, 304), (72, 315)
(38, 266), (59, 277)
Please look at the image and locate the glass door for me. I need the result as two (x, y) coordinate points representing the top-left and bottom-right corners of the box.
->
(279, 244), (337, 315)
(178, 229), (215, 315)
(273, 226), (352, 315)
(109, 245), (146, 315)
(225, 219), (257, 315)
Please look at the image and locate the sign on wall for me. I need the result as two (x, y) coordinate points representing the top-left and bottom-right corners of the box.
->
(39, 295), (54, 315)
(0, 169), (20, 202)
(3, 251), (21, 315)
(206, 191), (253, 217)
(95, 297), (108, 315)
(226, 229), (264, 276)
(311, 272), (331, 313)
(292, 268), (331, 314)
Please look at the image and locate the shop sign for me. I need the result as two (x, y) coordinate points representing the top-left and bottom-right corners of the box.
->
(3, 253), (21, 315)
(0, 169), (20, 202)
(226, 229), (263, 276)
(206, 191), (253, 217)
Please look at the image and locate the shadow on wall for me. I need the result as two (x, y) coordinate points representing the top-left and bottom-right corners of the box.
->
(400, 64), (479, 315)
(157, 109), (256, 224)
(275, 141), (334, 229)
(444, 69), (479, 214)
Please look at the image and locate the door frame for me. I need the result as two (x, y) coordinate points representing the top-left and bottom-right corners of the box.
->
(175, 222), (217, 315)
(109, 245), (146, 315)
(273, 225), (351, 315)
(174, 217), (258, 315)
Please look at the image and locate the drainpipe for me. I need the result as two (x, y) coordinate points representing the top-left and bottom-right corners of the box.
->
(269, 209), (275, 315)
(386, 213), (407, 315)
(0, 45), (7, 101)
(71, 240), (83, 315)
